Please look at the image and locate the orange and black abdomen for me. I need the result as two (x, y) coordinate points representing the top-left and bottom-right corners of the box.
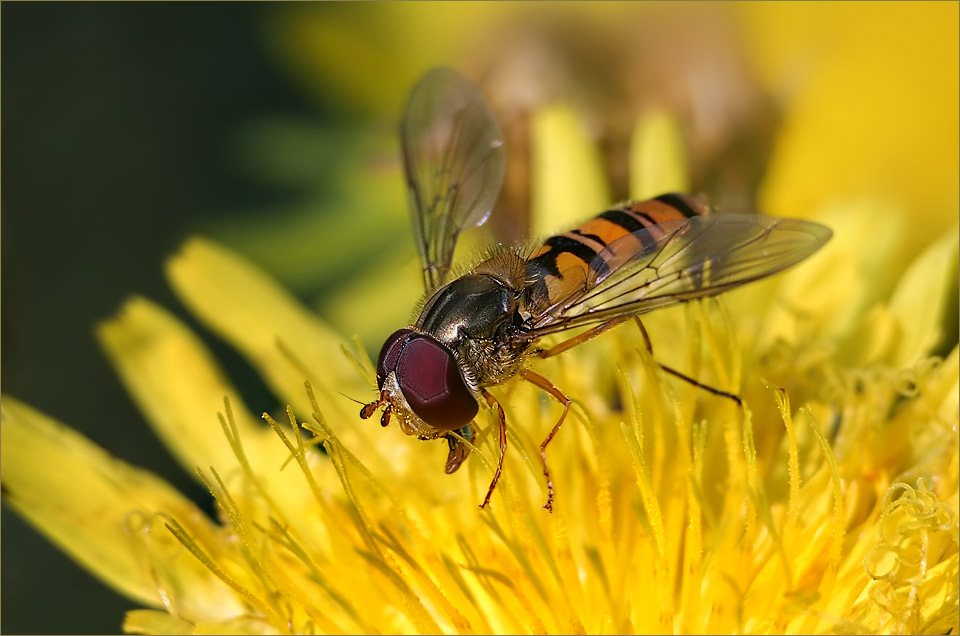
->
(524, 193), (710, 310)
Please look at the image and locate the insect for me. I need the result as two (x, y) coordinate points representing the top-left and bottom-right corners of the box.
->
(361, 67), (832, 511)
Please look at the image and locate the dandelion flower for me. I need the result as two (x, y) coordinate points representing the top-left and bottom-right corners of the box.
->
(4, 83), (958, 634)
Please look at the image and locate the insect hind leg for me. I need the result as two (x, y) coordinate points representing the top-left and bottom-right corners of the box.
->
(519, 368), (571, 512)
(632, 316), (742, 407)
(536, 314), (741, 406)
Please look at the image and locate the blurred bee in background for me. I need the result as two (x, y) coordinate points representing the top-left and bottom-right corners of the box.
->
(361, 68), (831, 511)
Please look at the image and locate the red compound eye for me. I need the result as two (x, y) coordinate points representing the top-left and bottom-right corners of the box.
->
(395, 335), (478, 431)
(376, 329), (414, 388)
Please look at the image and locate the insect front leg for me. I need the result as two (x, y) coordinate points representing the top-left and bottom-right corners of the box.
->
(518, 368), (571, 512)
(632, 316), (742, 406)
(479, 389), (507, 510)
(444, 424), (475, 474)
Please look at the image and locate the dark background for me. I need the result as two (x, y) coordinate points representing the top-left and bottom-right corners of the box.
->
(2, 4), (316, 633)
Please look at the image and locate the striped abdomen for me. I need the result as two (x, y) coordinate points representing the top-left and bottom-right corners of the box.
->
(524, 193), (710, 312)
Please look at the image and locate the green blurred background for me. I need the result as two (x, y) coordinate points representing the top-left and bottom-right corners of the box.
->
(3, 2), (957, 634)
(1, 4), (324, 633)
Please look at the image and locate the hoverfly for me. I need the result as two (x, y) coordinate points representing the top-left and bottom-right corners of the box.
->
(361, 67), (831, 511)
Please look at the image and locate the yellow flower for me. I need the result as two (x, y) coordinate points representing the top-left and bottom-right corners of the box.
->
(4, 89), (959, 634)
(4, 5), (958, 634)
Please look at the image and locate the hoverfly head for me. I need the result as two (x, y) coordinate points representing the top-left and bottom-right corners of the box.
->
(360, 329), (478, 438)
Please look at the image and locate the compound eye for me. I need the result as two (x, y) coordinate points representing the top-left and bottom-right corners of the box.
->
(396, 336), (478, 431)
(376, 329), (414, 388)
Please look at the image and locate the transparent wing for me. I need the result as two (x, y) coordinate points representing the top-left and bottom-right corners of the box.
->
(523, 214), (832, 336)
(402, 67), (505, 292)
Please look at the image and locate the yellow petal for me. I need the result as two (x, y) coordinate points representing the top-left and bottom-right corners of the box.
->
(630, 109), (690, 200)
(97, 296), (267, 474)
(165, 238), (363, 420)
(935, 348), (960, 439)
(887, 227), (959, 366)
(124, 609), (283, 636)
(530, 103), (610, 236)
(752, 199), (907, 352)
(123, 610), (193, 635)
(0, 397), (245, 620)
(98, 296), (353, 543)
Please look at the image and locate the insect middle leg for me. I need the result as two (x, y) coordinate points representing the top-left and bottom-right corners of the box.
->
(479, 389), (507, 510)
(518, 368), (571, 512)
(536, 315), (631, 359)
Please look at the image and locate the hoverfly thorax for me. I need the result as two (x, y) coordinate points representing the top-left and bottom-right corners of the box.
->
(365, 260), (529, 436)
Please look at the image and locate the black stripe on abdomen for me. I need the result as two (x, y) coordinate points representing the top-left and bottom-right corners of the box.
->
(654, 193), (704, 218)
(528, 234), (599, 277)
(599, 208), (648, 233)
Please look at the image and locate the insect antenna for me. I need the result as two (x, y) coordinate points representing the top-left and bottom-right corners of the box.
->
(338, 391), (368, 406)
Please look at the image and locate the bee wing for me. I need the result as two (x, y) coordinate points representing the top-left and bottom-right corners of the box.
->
(524, 214), (832, 336)
(402, 67), (506, 293)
